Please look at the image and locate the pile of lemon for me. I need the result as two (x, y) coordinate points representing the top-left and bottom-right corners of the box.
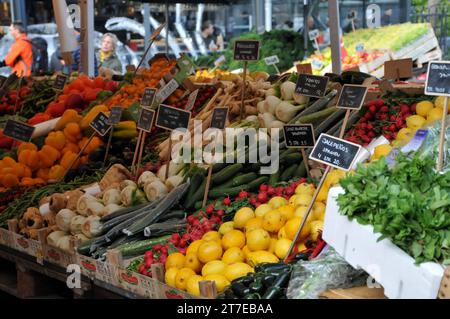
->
(164, 181), (343, 296)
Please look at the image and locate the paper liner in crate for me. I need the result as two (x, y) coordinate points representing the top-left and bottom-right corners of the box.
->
(323, 187), (445, 299)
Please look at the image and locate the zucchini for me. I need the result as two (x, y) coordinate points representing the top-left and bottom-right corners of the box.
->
(184, 178), (207, 209)
(118, 235), (171, 257)
(289, 90), (337, 124)
(77, 238), (96, 256)
(230, 172), (258, 187)
(212, 162), (227, 173)
(293, 161), (307, 178)
(100, 203), (148, 222)
(123, 182), (190, 236)
(269, 170), (280, 186)
(155, 210), (185, 223)
(314, 108), (347, 138)
(182, 171), (204, 207)
(279, 148), (297, 161)
(208, 185), (247, 199)
(212, 163), (244, 185)
(280, 164), (298, 182)
(296, 107), (338, 125)
(144, 219), (187, 237)
(280, 152), (302, 165)
(247, 176), (269, 190)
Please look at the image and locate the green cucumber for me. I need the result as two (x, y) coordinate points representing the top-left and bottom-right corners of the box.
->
(208, 185), (248, 199)
(212, 162), (227, 173)
(269, 170), (280, 186)
(118, 235), (171, 257)
(296, 107), (338, 125)
(183, 171), (205, 207)
(77, 238), (96, 256)
(280, 164), (298, 182)
(280, 152), (302, 165)
(212, 163), (244, 185)
(247, 176), (269, 190)
(184, 178), (207, 209)
(293, 161), (307, 178)
(194, 201), (204, 210)
(230, 172), (258, 187)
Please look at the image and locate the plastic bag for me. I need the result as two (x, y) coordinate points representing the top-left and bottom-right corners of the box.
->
(286, 247), (367, 299)
(418, 118), (450, 172)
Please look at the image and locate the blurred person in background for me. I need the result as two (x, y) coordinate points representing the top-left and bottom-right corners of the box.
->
(96, 33), (122, 74)
(0, 21), (32, 76)
(71, 28), (99, 76)
(200, 20), (221, 52)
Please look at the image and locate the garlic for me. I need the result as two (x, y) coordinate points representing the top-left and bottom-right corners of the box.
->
(55, 209), (76, 232)
(70, 215), (86, 235)
(275, 101), (305, 122)
(102, 188), (121, 205)
(144, 180), (169, 202)
(280, 81), (296, 101)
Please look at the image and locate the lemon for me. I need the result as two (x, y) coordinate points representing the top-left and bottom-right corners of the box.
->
(434, 96), (448, 110)
(175, 268), (196, 291)
(268, 196), (288, 209)
(310, 220), (324, 241)
(242, 245), (251, 261)
(316, 185), (329, 202)
(285, 217), (311, 241)
(278, 205), (295, 220)
(203, 274), (230, 293)
(295, 183), (315, 196)
(294, 206), (314, 222)
(288, 195), (298, 206)
(186, 240), (204, 255)
(298, 242), (307, 252)
(278, 226), (287, 239)
(275, 238), (293, 259)
(202, 231), (221, 242)
(221, 229), (246, 250)
(197, 241), (223, 263)
(415, 100), (434, 117)
(427, 107), (444, 124)
(294, 193), (313, 207)
(396, 127), (414, 142)
(247, 251), (279, 267)
(372, 144), (392, 160)
(268, 238), (277, 254)
(244, 217), (263, 233)
(233, 207), (255, 229)
(184, 253), (202, 273)
(218, 221), (235, 235)
(165, 252), (186, 270)
(326, 170), (345, 187)
(186, 274), (203, 296)
(224, 263), (254, 282)
(255, 204), (272, 218)
(222, 247), (245, 264)
(246, 228), (271, 251)
(201, 260), (227, 276)
(164, 267), (179, 287)
(312, 202), (326, 220)
(406, 115), (426, 131)
(262, 209), (285, 232)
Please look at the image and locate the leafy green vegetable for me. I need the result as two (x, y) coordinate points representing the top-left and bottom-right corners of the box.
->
(337, 153), (450, 265)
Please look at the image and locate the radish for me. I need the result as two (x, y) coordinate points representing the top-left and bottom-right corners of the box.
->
(259, 184), (268, 192)
(267, 186), (276, 196)
(257, 192), (268, 203)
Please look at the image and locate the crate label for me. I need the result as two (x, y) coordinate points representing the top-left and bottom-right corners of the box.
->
(0, 228), (13, 247)
(90, 111), (111, 136)
(160, 283), (189, 299)
(138, 274), (159, 299)
(310, 134), (361, 171)
(117, 268), (142, 295)
(283, 124), (315, 148)
(337, 84), (368, 110)
(155, 104), (191, 131)
(233, 40), (260, 61)
(295, 74), (329, 98)
(3, 119), (35, 142)
(156, 78), (179, 103)
(44, 245), (74, 267)
(77, 254), (98, 279)
(96, 260), (118, 286)
(425, 61), (450, 96)
(137, 108), (155, 133)
(264, 55), (279, 66)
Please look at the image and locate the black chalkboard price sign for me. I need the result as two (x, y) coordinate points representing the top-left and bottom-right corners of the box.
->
(233, 40), (260, 61)
(337, 84), (368, 110)
(310, 133), (361, 171)
(90, 112), (111, 136)
(53, 74), (68, 90)
(141, 88), (157, 107)
(3, 119), (35, 142)
(137, 108), (155, 132)
(210, 107), (229, 130)
(425, 61), (450, 97)
(155, 104), (191, 131)
(295, 74), (329, 98)
(283, 124), (315, 148)
(108, 106), (123, 125)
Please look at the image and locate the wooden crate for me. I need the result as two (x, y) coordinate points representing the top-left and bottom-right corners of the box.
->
(416, 47), (442, 68)
(359, 50), (391, 74)
(320, 286), (386, 299)
(390, 29), (440, 62)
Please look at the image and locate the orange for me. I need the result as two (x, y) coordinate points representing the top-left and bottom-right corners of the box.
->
(186, 240), (204, 255)
(165, 252), (186, 270)
(221, 229), (245, 250)
(202, 231), (221, 242)
(285, 217), (311, 241)
(201, 260), (227, 277)
(246, 228), (271, 251)
(244, 217), (263, 233)
(262, 210), (284, 232)
(222, 247), (245, 264)
(197, 241), (223, 263)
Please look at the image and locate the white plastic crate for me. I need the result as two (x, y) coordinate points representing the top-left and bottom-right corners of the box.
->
(323, 187), (445, 299)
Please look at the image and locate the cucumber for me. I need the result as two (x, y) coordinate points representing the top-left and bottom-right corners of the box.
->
(185, 178), (207, 209)
(289, 90), (337, 124)
(212, 162), (227, 173)
(314, 108), (347, 138)
(247, 176), (269, 190)
(183, 171), (205, 207)
(279, 148), (297, 161)
(208, 185), (247, 199)
(77, 238), (96, 256)
(296, 107), (338, 125)
(212, 163), (243, 185)
(280, 152), (302, 165)
(293, 161), (307, 178)
(194, 201), (203, 210)
(269, 170), (280, 186)
(118, 235), (171, 257)
(230, 172), (258, 187)
(280, 164), (298, 182)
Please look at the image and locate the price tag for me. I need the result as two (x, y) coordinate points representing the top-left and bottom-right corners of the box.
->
(308, 29), (320, 40)
(264, 55), (280, 66)
(53, 74), (68, 90)
(295, 74), (329, 98)
(233, 40), (260, 61)
(210, 107), (229, 130)
(108, 106), (123, 125)
(425, 61), (450, 96)
(384, 58), (413, 80)
(141, 88), (157, 107)
(156, 78), (179, 103)
(283, 124), (315, 148)
(155, 104), (191, 131)
(185, 89), (199, 111)
(137, 108), (155, 132)
(126, 64), (136, 73)
(337, 84), (368, 110)
(310, 133), (361, 171)
(296, 63), (313, 75)
(90, 112), (111, 136)
(214, 55), (226, 67)
(3, 119), (35, 142)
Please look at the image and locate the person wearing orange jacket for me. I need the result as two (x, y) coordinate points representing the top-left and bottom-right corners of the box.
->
(0, 21), (32, 77)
